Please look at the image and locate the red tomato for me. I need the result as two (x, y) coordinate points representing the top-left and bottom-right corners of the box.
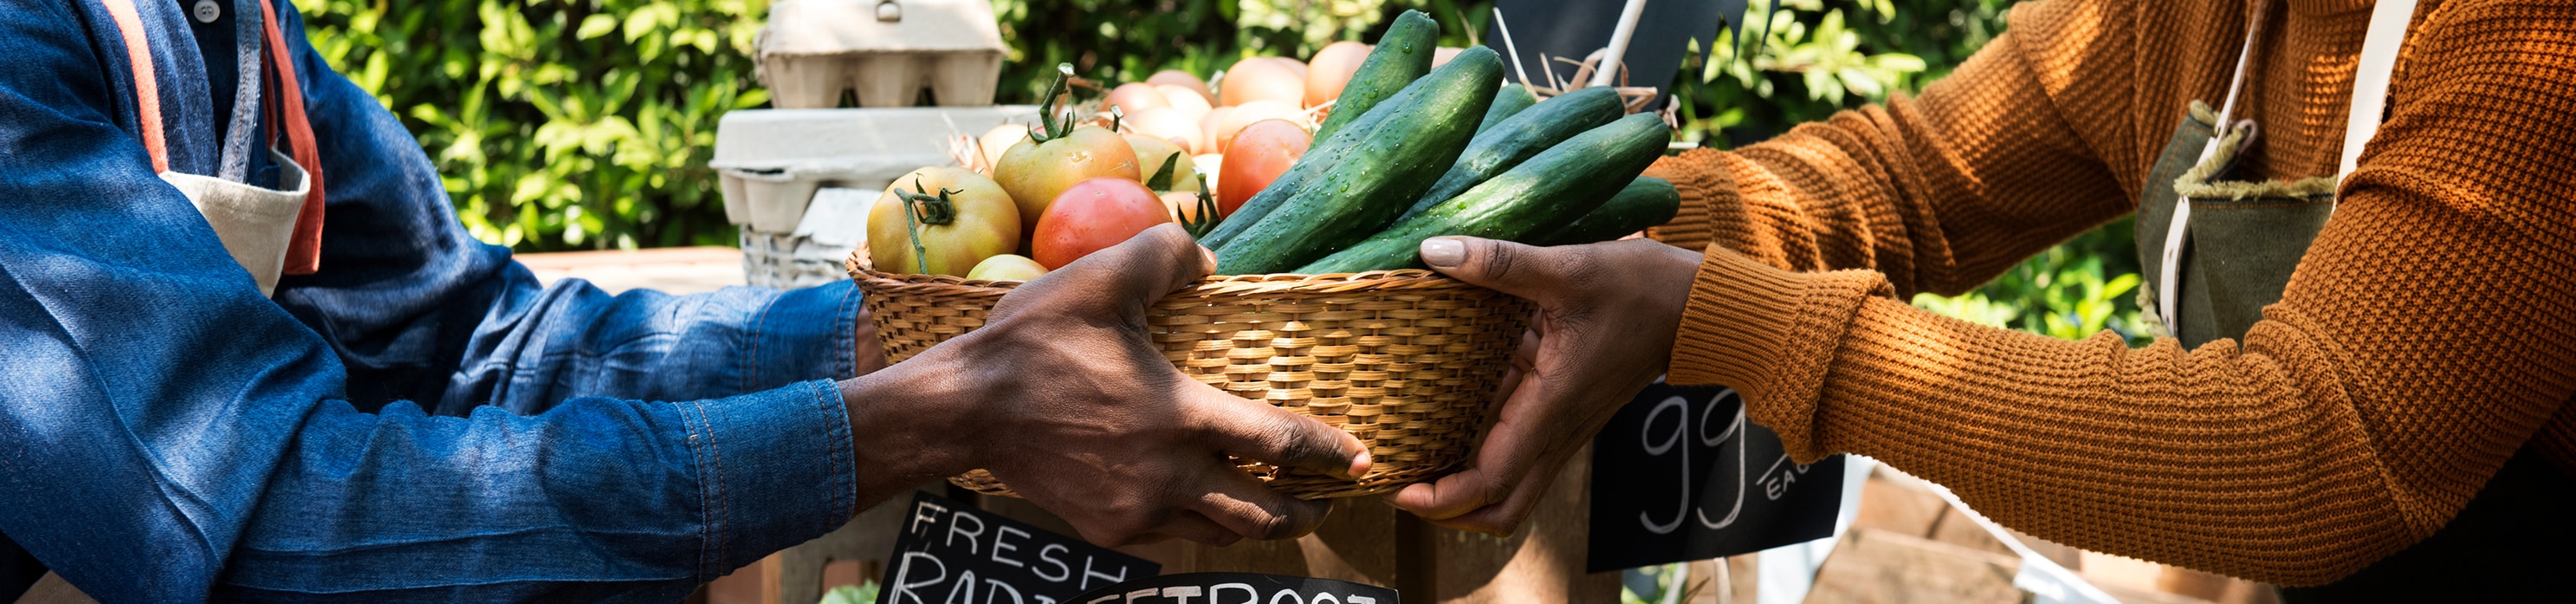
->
(1032, 178), (1173, 269)
(1218, 119), (1311, 216)
(994, 126), (1141, 238)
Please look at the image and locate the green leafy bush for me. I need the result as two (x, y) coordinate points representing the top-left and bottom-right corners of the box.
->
(303, 0), (770, 250)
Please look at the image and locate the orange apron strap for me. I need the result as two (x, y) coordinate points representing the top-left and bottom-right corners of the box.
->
(99, 0), (169, 173)
(258, 0), (325, 276)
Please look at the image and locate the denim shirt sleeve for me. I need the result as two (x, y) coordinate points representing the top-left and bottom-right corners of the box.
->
(0, 1), (860, 601)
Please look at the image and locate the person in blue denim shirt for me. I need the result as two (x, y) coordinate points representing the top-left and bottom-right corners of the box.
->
(0, 0), (1369, 601)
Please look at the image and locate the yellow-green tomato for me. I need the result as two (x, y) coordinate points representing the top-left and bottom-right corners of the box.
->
(965, 254), (1049, 282)
(867, 166), (1020, 276)
(994, 126), (1139, 238)
(1123, 133), (1199, 193)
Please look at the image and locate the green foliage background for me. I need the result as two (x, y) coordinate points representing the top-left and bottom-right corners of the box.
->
(303, 0), (2142, 341)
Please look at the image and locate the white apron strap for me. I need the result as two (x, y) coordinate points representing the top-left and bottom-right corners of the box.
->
(2338, 0), (2418, 183)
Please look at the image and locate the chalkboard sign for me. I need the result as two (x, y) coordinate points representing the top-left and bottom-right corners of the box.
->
(1067, 573), (1398, 604)
(878, 491), (1162, 604)
(1585, 381), (1842, 572)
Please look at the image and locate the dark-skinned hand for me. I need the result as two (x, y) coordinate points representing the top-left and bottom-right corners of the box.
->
(839, 224), (1371, 547)
(1389, 236), (1701, 535)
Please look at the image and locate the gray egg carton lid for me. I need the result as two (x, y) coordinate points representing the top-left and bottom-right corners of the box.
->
(710, 106), (1037, 231)
(756, 0), (1006, 56)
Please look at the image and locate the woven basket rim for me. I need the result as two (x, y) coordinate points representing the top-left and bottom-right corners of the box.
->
(846, 251), (1473, 295)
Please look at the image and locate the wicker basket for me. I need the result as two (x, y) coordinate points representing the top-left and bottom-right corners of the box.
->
(850, 255), (1533, 499)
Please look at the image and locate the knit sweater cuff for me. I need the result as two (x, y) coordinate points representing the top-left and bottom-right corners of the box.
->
(1667, 249), (1893, 460)
(1643, 149), (1729, 251)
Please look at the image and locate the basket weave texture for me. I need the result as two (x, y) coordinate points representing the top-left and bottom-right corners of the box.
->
(850, 256), (1533, 499)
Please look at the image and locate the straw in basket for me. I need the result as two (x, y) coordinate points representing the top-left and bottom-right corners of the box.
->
(851, 255), (1533, 499)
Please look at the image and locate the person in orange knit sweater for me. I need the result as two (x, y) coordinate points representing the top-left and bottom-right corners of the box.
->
(1388, 0), (2574, 598)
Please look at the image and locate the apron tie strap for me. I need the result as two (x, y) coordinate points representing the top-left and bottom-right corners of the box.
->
(258, 0), (326, 276)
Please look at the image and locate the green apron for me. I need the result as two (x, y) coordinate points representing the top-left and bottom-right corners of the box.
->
(2134, 100), (2574, 603)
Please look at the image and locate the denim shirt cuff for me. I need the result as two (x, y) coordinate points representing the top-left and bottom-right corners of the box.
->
(742, 280), (865, 389)
(668, 379), (856, 579)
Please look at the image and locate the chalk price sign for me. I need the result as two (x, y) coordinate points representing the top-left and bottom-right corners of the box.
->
(879, 491), (1162, 604)
(1585, 381), (1842, 572)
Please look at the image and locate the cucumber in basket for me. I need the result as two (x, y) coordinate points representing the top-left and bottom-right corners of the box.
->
(1477, 83), (1539, 134)
(1215, 47), (1505, 275)
(1525, 176), (1681, 246)
(1293, 113), (1671, 274)
(1396, 86), (1627, 223)
(1202, 15), (1440, 250)
(1311, 10), (1440, 143)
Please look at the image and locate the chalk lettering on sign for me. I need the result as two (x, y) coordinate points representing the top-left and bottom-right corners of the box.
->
(1587, 381), (1844, 572)
(1035, 543), (1072, 582)
(993, 525), (1030, 568)
(1636, 390), (1753, 535)
(1067, 573), (1398, 604)
(880, 492), (1158, 604)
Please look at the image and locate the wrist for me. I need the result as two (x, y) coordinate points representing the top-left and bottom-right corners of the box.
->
(838, 354), (988, 496)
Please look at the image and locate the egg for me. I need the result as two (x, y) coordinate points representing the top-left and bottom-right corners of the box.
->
(1125, 107), (1203, 154)
(1197, 107), (1235, 154)
(1304, 42), (1371, 108)
(979, 123), (1029, 170)
(1155, 84), (1214, 121)
(1146, 70), (1214, 104)
(1103, 82), (1169, 114)
(1218, 57), (1307, 107)
(1433, 46), (1465, 68)
(1207, 101), (1305, 153)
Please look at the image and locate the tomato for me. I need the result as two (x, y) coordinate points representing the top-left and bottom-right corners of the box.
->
(1218, 119), (1311, 216)
(994, 126), (1140, 238)
(1032, 178), (1173, 269)
(966, 254), (1048, 282)
(867, 166), (1020, 276)
(1123, 134), (1199, 193)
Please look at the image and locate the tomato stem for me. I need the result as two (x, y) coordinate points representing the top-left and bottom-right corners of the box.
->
(896, 177), (963, 274)
(1181, 173), (1222, 239)
(1032, 63), (1077, 144)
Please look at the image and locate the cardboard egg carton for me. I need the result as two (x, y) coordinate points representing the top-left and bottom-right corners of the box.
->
(710, 106), (1037, 287)
(756, 0), (1008, 108)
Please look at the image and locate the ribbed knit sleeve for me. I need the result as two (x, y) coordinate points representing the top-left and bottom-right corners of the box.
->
(1661, 0), (2576, 587)
(1645, 0), (2139, 296)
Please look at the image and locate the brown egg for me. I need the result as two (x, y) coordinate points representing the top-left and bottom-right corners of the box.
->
(1124, 109), (1203, 161)
(1103, 82), (1169, 114)
(1304, 41), (1371, 108)
(1265, 56), (1309, 78)
(979, 123), (1029, 170)
(1218, 58), (1307, 107)
(1432, 46), (1465, 68)
(1145, 70), (1214, 103)
(1197, 107), (1236, 154)
(1155, 84), (1214, 121)
(1207, 100), (1305, 153)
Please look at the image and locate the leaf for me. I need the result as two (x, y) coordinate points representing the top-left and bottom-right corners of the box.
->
(1144, 153), (1179, 192)
(577, 13), (618, 40)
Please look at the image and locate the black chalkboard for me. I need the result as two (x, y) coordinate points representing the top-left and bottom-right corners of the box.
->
(877, 491), (1162, 604)
(1067, 572), (1399, 604)
(1584, 381), (1843, 573)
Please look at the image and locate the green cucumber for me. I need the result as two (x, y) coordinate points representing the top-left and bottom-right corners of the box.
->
(1293, 113), (1672, 274)
(1527, 176), (1680, 246)
(1216, 47), (1505, 274)
(1200, 14), (1441, 249)
(1395, 86), (1627, 223)
(1311, 10), (1440, 143)
(1476, 84), (1539, 134)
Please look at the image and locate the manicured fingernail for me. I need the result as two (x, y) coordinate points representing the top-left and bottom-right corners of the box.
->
(1349, 451), (1373, 478)
(1421, 238), (1465, 268)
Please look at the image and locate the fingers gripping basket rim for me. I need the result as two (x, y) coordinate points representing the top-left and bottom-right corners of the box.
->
(849, 253), (1535, 499)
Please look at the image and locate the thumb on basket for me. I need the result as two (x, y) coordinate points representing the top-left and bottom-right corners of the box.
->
(988, 224), (1214, 321)
(1419, 237), (1578, 302)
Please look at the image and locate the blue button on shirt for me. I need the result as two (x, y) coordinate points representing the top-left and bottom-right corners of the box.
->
(0, 0), (863, 601)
